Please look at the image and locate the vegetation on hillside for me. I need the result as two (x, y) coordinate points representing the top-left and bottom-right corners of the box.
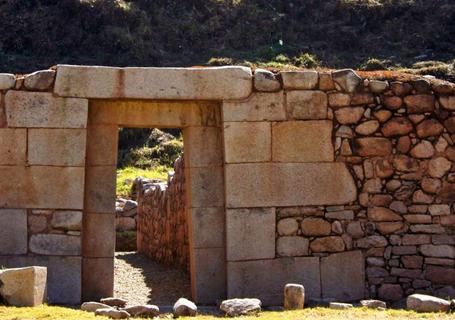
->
(1, 305), (455, 320)
(0, 1), (454, 80)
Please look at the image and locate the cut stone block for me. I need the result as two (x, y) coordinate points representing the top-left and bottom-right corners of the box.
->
(227, 257), (321, 306)
(226, 208), (275, 261)
(85, 166), (117, 213)
(222, 92), (286, 121)
(0, 166), (84, 209)
(28, 129), (86, 166)
(0, 209), (27, 255)
(82, 257), (114, 301)
(86, 125), (119, 166)
(0, 129), (26, 165)
(185, 167), (224, 208)
(225, 163), (356, 208)
(0, 266), (47, 307)
(29, 234), (81, 256)
(191, 247), (226, 304)
(183, 126), (223, 167)
(282, 71), (319, 90)
(189, 207), (225, 248)
(5, 91), (88, 128)
(51, 211), (82, 231)
(90, 100), (220, 127)
(55, 65), (253, 100)
(321, 251), (365, 301)
(272, 121), (333, 162)
(223, 122), (271, 163)
(83, 213), (116, 258)
(0, 256), (82, 305)
(287, 90), (327, 120)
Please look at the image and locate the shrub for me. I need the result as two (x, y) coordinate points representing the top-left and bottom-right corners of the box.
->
(293, 53), (320, 68)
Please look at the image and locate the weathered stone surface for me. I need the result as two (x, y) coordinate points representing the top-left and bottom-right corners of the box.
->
(122, 305), (160, 317)
(410, 140), (435, 158)
(272, 121), (334, 162)
(284, 284), (305, 310)
(406, 294), (450, 313)
(225, 163), (356, 208)
(227, 257), (321, 305)
(301, 218), (331, 236)
(173, 297), (197, 317)
(85, 124), (118, 166)
(369, 80), (389, 93)
(287, 90), (327, 120)
(335, 107), (364, 125)
(332, 69), (361, 93)
(347, 221), (364, 238)
(432, 235), (455, 245)
(82, 258), (114, 302)
(310, 236), (345, 253)
(85, 166), (117, 212)
(0, 256), (82, 305)
(421, 178), (441, 194)
(224, 122), (271, 163)
(81, 302), (112, 312)
(404, 95), (435, 113)
(420, 244), (455, 258)
(376, 222), (404, 234)
(402, 234), (431, 245)
(382, 117), (413, 137)
(416, 119), (444, 138)
(5, 91), (88, 128)
(361, 299), (386, 309)
(187, 166), (224, 208)
(220, 298), (261, 316)
(321, 251), (364, 301)
(354, 138), (392, 156)
(95, 308), (130, 319)
(428, 157), (452, 178)
(277, 237), (309, 257)
(83, 213), (115, 258)
(254, 68), (281, 91)
(378, 284), (403, 301)
(401, 256), (423, 269)
(425, 266), (455, 285)
(326, 210), (354, 220)
(223, 92), (285, 121)
(282, 71), (318, 89)
(55, 65), (253, 100)
(0, 209), (27, 255)
(329, 302), (353, 309)
(277, 218), (299, 236)
(226, 208), (275, 261)
(24, 70), (55, 90)
(410, 224), (445, 234)
(428, 204), (450, 216)
(28, 129), (86, 166)
(391, 82), (413, 96)
(319, 72), (336, 91)
(383, 96), (403, 110)
(393, 155), (419, 172)
(100, 297), (127, 308)
(328, 93), (351, 108)
(0, 129), (26, 165)
(0, 73), (15, 89)
(190, 207), (225, 248)
(51, 211), (82, 230)
(30, 234), (81, 256)
(355, 120), (379, 135)
(444, 116), (455, 133)
(184, 126), (223, 168)
(368, 207), (403, 222)
(0, 267), (47, 307)
(439, 96), (455, 110)
(356, 236), (388, 248)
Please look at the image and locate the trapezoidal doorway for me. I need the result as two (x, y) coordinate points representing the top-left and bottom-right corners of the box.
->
(82, 99), (226, 304)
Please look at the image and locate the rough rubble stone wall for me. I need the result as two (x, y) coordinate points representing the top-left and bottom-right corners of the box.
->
(136, 156), (189, 270)
(224, 68), (455, 304)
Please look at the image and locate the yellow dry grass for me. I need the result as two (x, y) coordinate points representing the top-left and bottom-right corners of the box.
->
(1, 305), (455, 320)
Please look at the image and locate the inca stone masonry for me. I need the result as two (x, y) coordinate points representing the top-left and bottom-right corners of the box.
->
(0, 65), (454, 305)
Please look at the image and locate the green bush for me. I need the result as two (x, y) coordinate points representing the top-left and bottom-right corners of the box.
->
(360, 58), (393, 71)
(293, 53), (320, 68)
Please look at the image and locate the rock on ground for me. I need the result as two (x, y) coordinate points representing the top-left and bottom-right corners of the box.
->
(0, 266), (47, 307)
(284, 284), (305, 309)
(220, 298), (262, 317)
(406, 294), (450, 313)
(329, 302), (353, 309)
(95, 308), (130, 319)
(100, 297), (128, 308)
(173, 297), (197, 317)
(122, 305), (160, 317)
(360, 299), (387, 309)
(81, 302), (113, 312)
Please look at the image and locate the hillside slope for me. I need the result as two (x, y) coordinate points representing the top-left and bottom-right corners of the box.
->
(0, 0), (454, 79)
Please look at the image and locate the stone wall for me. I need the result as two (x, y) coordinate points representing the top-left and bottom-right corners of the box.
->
(0, 65), (454, 305)
(136, 157), (189, 270)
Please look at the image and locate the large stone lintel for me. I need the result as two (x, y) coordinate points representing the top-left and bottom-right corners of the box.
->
(54, 65), (252, 100)
(225, 162), (357, 208)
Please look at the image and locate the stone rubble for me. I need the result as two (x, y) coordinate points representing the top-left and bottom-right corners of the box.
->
(220, 298), (262, 317)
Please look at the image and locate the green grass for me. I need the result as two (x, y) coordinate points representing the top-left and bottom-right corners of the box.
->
(1, 306), (454, 320)
(116, 166), (170, 198)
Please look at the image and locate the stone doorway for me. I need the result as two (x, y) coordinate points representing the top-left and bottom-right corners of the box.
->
(82, 99), (226, 304)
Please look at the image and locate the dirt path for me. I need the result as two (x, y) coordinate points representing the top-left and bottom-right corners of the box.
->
(114, 252), (191, 306)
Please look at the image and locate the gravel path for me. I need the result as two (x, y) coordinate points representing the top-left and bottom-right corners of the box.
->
(114, 251), (191, 306)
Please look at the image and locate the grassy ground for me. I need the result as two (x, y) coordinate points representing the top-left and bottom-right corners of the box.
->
(116, 166), (170, 198)
(1, 305), (455, 320)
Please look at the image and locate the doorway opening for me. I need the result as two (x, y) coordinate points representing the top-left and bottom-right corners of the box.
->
(114, 127), (191, 305)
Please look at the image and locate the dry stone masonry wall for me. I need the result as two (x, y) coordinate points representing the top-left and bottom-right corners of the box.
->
(136, 157), (189, 270)
(0, 65), (454, 306)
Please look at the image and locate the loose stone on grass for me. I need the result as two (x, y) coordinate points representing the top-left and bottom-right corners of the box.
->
(95, 308), (130, 319)
(329, 302), (353, 309)
(406, 294), (450, 313)
(122, 305), (160, 317)
(220, 298), (262, 317)
(81, 302), (113, 312)
(100, 297), (128, 308)
(284, 284), (305, 310)
(173, 297), (197, 317)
